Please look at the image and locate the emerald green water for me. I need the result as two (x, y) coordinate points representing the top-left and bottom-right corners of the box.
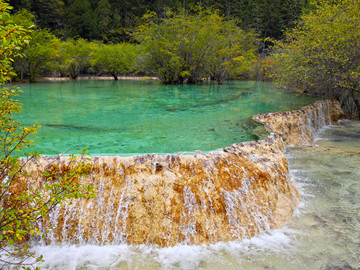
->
(15, 80), (315, 156)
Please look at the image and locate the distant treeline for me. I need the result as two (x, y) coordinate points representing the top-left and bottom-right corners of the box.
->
(8, 0), (312, 83)
(10, 8), (267, 84)
(9, 0), (309, 43)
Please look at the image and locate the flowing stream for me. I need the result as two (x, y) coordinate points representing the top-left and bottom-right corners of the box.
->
(29, 120), (360, 270)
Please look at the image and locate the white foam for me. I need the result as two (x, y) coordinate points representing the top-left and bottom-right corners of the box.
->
(33, 244), (135, 269)
(31, 226), (302, 270)
(29, 141), (321, 269)
(29, 166), (313, 269)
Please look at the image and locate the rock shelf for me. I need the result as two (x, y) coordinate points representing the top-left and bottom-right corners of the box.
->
(25, 100), (344, 247)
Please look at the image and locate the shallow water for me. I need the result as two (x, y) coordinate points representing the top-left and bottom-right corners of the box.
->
(31, 120), (360, 269)
(14, 80), (314, 155)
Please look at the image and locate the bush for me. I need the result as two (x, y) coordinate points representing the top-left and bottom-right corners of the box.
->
(272, 0), (360, 118)
(91, 43), (140, 79)
(136, 8), (258, 84)
(0, 2), (96, 268)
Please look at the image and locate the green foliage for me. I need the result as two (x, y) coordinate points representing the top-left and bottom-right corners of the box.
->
(56, 38), (98, 79)
(207, 20), (257, 83)
(95, 0), (111, 39)
(9, 24), (139, 81)
(30, 0), (64, 31)
(10, 9), (60, 82)
(10, 8), (34, 28)
(0, 2), (29, 83)
(272, 0), (360, 118)
(9, 0), (65, 32)
(91, 43), (140, 80)
(137, 8), (257, 84)
(0, 2), (96, 268)
(9, 0), (309, 43)
(15, 30), (59, 82)
(65, 0), (100, 40)
(203, 0), (309, 40)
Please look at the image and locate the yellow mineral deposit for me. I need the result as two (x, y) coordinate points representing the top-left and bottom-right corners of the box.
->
(253, 100), (344, 146)
(25, 100), (344, 247)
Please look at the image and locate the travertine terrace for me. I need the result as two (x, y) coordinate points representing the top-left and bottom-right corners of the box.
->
(254, 100), (343, 146)
(27, 100), (343, 247)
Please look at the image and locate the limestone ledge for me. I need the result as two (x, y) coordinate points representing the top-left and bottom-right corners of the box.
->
(253, 99), (344, 146)
(25, 99), (343, 247)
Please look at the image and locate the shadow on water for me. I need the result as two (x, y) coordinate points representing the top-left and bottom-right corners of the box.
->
(43, 123), (122, 132)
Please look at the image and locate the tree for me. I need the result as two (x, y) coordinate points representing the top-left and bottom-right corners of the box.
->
(207, 20), (257, 83)
(8, 0), (31, 12)
(91, 43), (139, 80)
(10, 8), (34, 28)
(29, 0), (65, 31)
(56, 38), (98, 79)
(0, 6), (30, 84)
(137, 8), (257, 84)
(11, 9), (60, 82)
(8, 0), (309, 43)
(272, 0), (360, 118)
(200, 0), (309, 41)
(13, 29), (60, 82)
(65, 0), (100, 40)
(95, 0), (111, 39)
(0, 2), (95, 268)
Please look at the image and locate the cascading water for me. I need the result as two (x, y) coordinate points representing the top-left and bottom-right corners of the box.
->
(16, 99), (348, 269)
(22, 99), (343, 250)
(253, 99), (342, 146)
(29, 135), (298, 247)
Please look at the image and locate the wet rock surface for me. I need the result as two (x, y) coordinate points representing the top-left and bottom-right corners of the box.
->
(25, 100), (343, 247)
(254, 100), (344, 145)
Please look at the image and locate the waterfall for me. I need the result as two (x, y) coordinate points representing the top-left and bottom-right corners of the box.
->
(253, 100), (343, 146)
(26, 100), (343, 247)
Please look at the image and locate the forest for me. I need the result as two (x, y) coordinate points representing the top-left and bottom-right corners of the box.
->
(6, 0), (308, 82)
(8, 0), (308, 42)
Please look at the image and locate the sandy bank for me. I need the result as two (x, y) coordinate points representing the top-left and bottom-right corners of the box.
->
(38, 76), (159, 81)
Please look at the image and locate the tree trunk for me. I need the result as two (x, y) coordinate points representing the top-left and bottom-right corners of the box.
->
(350, 88), (360, 120)
(58, 68), (66, 77)
(70, 64), (78, 80)
(111, 72), (118, 80)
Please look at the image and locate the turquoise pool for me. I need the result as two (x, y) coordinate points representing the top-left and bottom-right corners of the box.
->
(15, 80), (315, 155)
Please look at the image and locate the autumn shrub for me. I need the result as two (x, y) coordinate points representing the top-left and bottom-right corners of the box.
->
(0, 2), (95, 268)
